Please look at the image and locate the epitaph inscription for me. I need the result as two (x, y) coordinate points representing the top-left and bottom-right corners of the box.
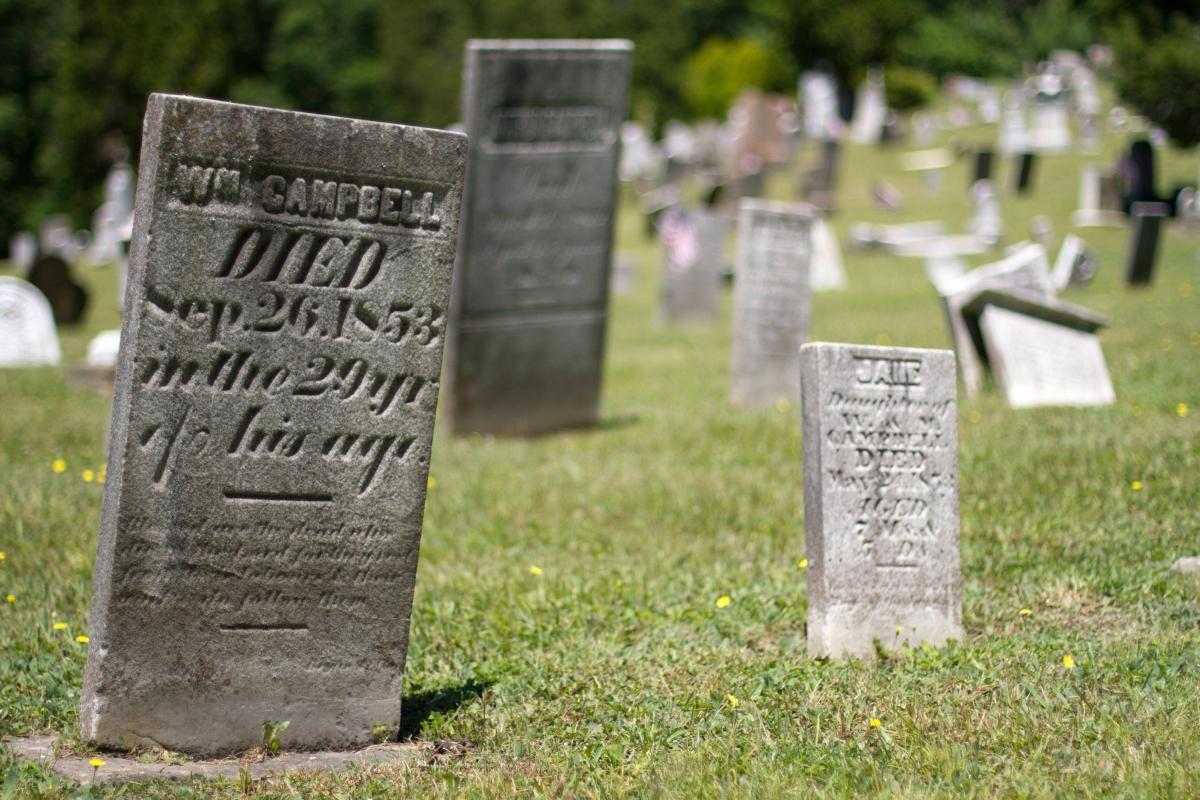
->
(801, 342), (962, 659)
(731, 200), (813, 407)
(446, 40), (633, 435)
(81, 95), (466, 755)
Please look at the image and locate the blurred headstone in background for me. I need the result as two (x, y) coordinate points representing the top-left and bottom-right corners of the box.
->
(0, 277), (61, 367)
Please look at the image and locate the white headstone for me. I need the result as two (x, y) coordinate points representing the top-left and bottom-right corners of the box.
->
(9, 233), (36, 272)
(0, 277), (61, 367)
(85, 329), (122, 368)
(849, 68), (886, 145)
(810, 217), (847, 291)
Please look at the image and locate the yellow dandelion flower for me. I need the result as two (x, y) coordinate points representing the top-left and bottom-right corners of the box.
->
(82, 469), (95, 483)
(53, 622), (67, 631)
(0, 551), (5, 561)
(895, 625), (903, 635)
(1063, 654), (1075, 670)
(725, 694), (739, 708)
(52, 459), (66, 474)
(75, 635), (89, 644)
(426, 475), (437, 490)
(775, 398), (791, 414)
(869, 718), (882, 728)
(968, 410), (982, 424)
(5, 594), (14, 604)
(1019, 608), (1032, 617)
(1130, 481), (1143, 492)
(715, 595), (731, 609)
(528, 565), (543, 576)
(798, 558), (809, 570)
(1177, 403), (1189, 418)
(89, 758), (105, 769)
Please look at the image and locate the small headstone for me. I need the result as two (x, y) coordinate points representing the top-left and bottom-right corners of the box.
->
(1051, 233), (1096, 290)
(966, 180), (1003, 246)
(85, 329), (122, 368)
(998, 90), (1028, 156)
(1124, 202), (1169, 286)
(961, 288), (1114, 407)
(810, 217), (847, 291)
(800, 342), (963, 659)
(849, 67), (886, 145)
(970, 149), (993, 187)
(800, 71), (841, 141)
(27, 254), (89, 324)
(39, 215), (81, 262)
(1072, 165), (1124, 227)
(0, 277), (61, 366)
(446, 40), (633, 435)
(80, 94), (466, 756)
(659, 207), (728, 323)
(730, 200), (813, 408)
(1013, 152), (1036, 194)
(9, 233), (36, 272)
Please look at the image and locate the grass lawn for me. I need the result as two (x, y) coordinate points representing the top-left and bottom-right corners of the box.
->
(1, 105), (1199, 798)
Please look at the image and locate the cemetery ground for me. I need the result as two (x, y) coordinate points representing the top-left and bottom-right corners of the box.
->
(2, 124), (1199, 797)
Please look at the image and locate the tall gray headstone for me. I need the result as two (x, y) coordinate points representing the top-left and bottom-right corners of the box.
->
(1124, 201), (1169, 286)
(445, 39), (632, 435)
(801, 342), (963, 659)
(81, 94), (466, 756)
(731, 200), (813, 408)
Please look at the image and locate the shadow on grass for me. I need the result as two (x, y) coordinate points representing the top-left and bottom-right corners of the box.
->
(399, 679), (492, 740)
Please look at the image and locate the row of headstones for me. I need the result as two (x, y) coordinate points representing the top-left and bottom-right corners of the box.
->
(60, 40), (975, 760)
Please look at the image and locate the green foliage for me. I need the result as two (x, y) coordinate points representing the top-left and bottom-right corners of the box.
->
(260, 719), (289, 755)
(682, 37), (791, 119)
(1107, 13), (1200, 148)
(899, 3), (1025, 78)
(1022, 0), (1095, 61)
(883, 65), (936, 111)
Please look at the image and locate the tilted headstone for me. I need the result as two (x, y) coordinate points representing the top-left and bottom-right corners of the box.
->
(80, 94), (466, 755)
(938, 243), (1054, 397)
(961, 288), (1114, 407)
(445, 40), (632, 435)
(800, 342), (963, 659)
(0, 277), (61, 366)
(1051, 233), (1096, 290)
(659, 207), (728, 323)
(1124, 201), (1169, 286)
(730, 200), (813, 408)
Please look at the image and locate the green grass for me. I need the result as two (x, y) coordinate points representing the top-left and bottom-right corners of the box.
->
(2, 108), (1199, 798)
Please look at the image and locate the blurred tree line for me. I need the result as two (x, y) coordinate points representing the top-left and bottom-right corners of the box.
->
(0, 0), (1196, 244)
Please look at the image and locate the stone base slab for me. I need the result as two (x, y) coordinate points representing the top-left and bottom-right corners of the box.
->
(6, 735), (427, 785)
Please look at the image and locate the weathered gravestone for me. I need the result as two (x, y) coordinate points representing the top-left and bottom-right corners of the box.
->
(1012, 152), (1036, 194)
(1071, 165), (1125, 227)
(961, 287), (1114, 407)
(800, 342), (963, 659)
(1051, 233), (1096, 291)
(80, 94), (466, 755)
(730, 200), (813, 408)
(970, 148), (993, 188)
(659, 207), (728, 323)
(28, 254), (89, 324)
(1124, 201), (1169, 287)
(0, 277), (61, 366)
(445, 40), (632, 435)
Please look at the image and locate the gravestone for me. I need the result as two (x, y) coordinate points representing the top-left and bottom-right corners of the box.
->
(970, 148), (993, 187)
(799, 139), (839, 211)
(0, 277), (61, 366)
(9, 233), (36, 272)
(659, 207), (728, 323)
(446, 40), (632, 435)
(810, 216), (847, 291)
(1072, 165), (1124, 227)
(800, 71), (840, 141)
(27, 254), (89, 324)
(80, 94), (466, 756)
(966, 180), (1003, 246)
(1124, 201), (1168, 286)
(1051, 233), (1096, 290)
(730, 200), (813, 408)
(1013, 152), (1036, 194)
(938, 243), (1054, 397)
(961, 288), (1114, 407)
(849, 67), (886, 145)
(998, 90), (1028, 156)
(800, 342), (963, 659)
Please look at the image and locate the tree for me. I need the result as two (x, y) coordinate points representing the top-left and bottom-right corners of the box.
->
(682, 37), (790, 119)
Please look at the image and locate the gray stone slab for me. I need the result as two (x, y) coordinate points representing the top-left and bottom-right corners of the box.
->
(659, 208), (729, 323)
(730, 199), (813, 408)
(1170, 557), (1200, 575)
(800, 342), (963, 659)
(81, 94), (466, 756)
(7, 735), (425, 786)
(445, 39), (632, 435)
(1124, 201), (1169, 286)
(962, 289), (1115, 408)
